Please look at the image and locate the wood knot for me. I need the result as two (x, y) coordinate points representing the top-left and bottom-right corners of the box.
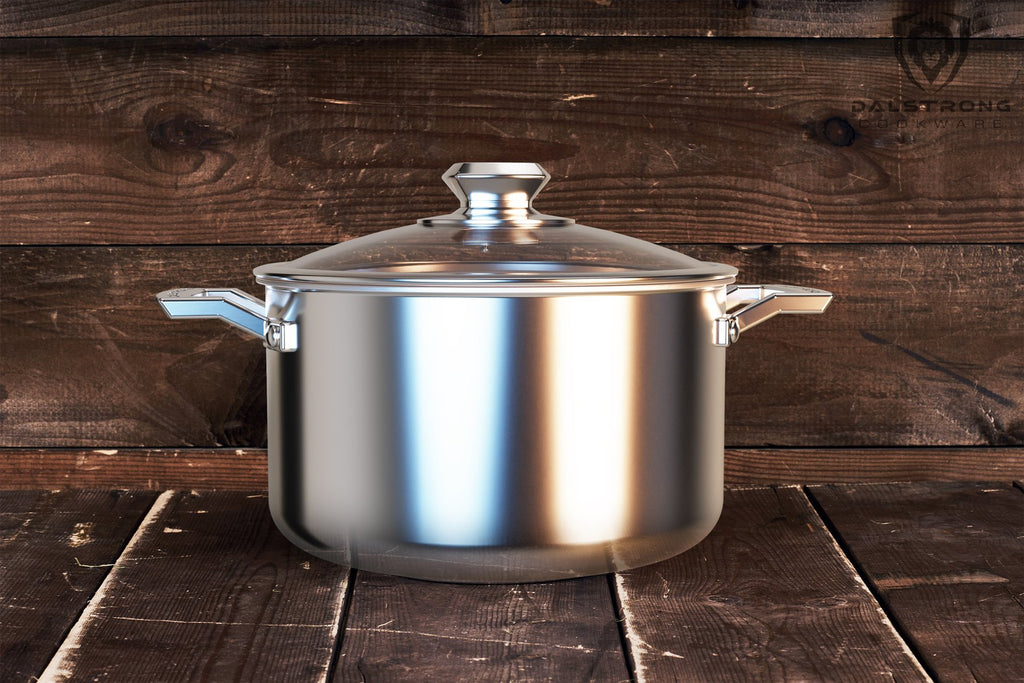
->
(146, 111), (233, 152)
(820, 116), (857, 147)
(142, 104), (236, 177)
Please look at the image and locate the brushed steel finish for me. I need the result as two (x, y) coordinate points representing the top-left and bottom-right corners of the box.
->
(265, 287), (727, 582)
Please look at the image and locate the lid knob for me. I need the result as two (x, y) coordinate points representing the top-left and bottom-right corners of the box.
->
(443, 162), (550, 210)
(420, 162), (571, 231)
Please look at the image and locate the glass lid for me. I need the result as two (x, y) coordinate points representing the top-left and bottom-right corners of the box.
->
(254, 162), (737, 290)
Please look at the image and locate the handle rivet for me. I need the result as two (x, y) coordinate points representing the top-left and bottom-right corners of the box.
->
(265, 325), (281, 349)
(728, 319), (740, 345)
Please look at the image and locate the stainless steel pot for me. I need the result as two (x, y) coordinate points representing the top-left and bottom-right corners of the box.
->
(157, 163), (832, 583)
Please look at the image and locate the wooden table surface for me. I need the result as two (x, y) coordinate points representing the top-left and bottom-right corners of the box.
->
(2, 482), (1022, 682)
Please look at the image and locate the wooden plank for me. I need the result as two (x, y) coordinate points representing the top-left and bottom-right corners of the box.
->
(1, 447), (1022, 491)
(334, 571), (628, 682)
(725, 447), (1024, 485)
(614, 487), (926, 681)
(3, 244), (1022, 449)
(0, 489), (157, 682)
(718, 243), (1024, 448)
(0, 448), (268, 490)
(37, 490), (351, 682)
(3, 1), (1024, 38)
(809, 482), (1024, 682)
(3, 38), (1024, 245)
(0, 246), (296, 448)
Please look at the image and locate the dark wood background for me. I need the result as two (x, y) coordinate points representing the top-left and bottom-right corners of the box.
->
(2, 1), (1022, 487)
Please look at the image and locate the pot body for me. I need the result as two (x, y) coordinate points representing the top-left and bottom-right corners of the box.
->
(265, 285), (727, 582)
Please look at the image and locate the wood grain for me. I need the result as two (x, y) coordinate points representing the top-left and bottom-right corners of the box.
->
(1, 447), (1022, 490)
(0, 489), (157, 682)
(334, 571), (628, 682)
(724, 447), (1024, 485)
(0, 246), (296, 448)
(0, 448), (269, 490)
(809, 482), (1024, 682)
(717, 243), (1024, 448)
(3, 244), (1021, 449)
(37, 490), (351, 682)
(3, 1), (1024, 38)
(614, 486), (926, 680)
(3, 38), (1024, 245)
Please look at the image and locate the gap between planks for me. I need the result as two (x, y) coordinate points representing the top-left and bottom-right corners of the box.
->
(611, 485), (934, 683)
(35, 491), (176, 683)
(33, 490), (352, 683)
(34, 491), (354, 683)
(801, 486), (935, 683)
(324, 567), (358, 683)
(607, 572), (639, 683)
(32, 485), (1000, 680)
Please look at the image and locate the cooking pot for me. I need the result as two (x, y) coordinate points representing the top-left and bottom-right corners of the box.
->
(157, 162), (831, 583)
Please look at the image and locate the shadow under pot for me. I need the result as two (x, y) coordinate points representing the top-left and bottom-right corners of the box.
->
(157, 162), (832, 583)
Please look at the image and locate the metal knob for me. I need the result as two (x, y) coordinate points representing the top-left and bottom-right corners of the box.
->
(442, 162), (550, 210)
(421, 162), (571, 231)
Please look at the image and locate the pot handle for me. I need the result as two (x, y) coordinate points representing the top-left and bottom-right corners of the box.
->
(714, 284), (832, 347)
(156, 288), (298, 352)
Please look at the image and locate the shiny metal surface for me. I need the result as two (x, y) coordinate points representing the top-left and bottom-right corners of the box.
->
(252, 273), (735, 294)
(156, 279), (832, 581)
(265, 288), (727, 582)
(157, 288), (298, 352)
(420, 161), (573, 230)
(714, 284), (834, 346)
(155, 161), (834, 583)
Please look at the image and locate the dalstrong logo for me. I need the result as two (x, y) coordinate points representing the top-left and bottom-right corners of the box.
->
(893, 11), (971, 92)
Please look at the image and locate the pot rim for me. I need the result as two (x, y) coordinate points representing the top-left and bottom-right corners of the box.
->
(253, 268), (738, 295)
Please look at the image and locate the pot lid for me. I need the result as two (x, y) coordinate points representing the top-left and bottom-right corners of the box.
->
(254, 162), (737, 291)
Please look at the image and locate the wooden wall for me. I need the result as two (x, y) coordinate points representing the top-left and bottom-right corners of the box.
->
(2, 1), (1022, 488)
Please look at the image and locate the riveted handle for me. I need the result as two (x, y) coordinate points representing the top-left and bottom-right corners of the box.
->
(156, 287), (297, 352)
(714, 285), (833, 346)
